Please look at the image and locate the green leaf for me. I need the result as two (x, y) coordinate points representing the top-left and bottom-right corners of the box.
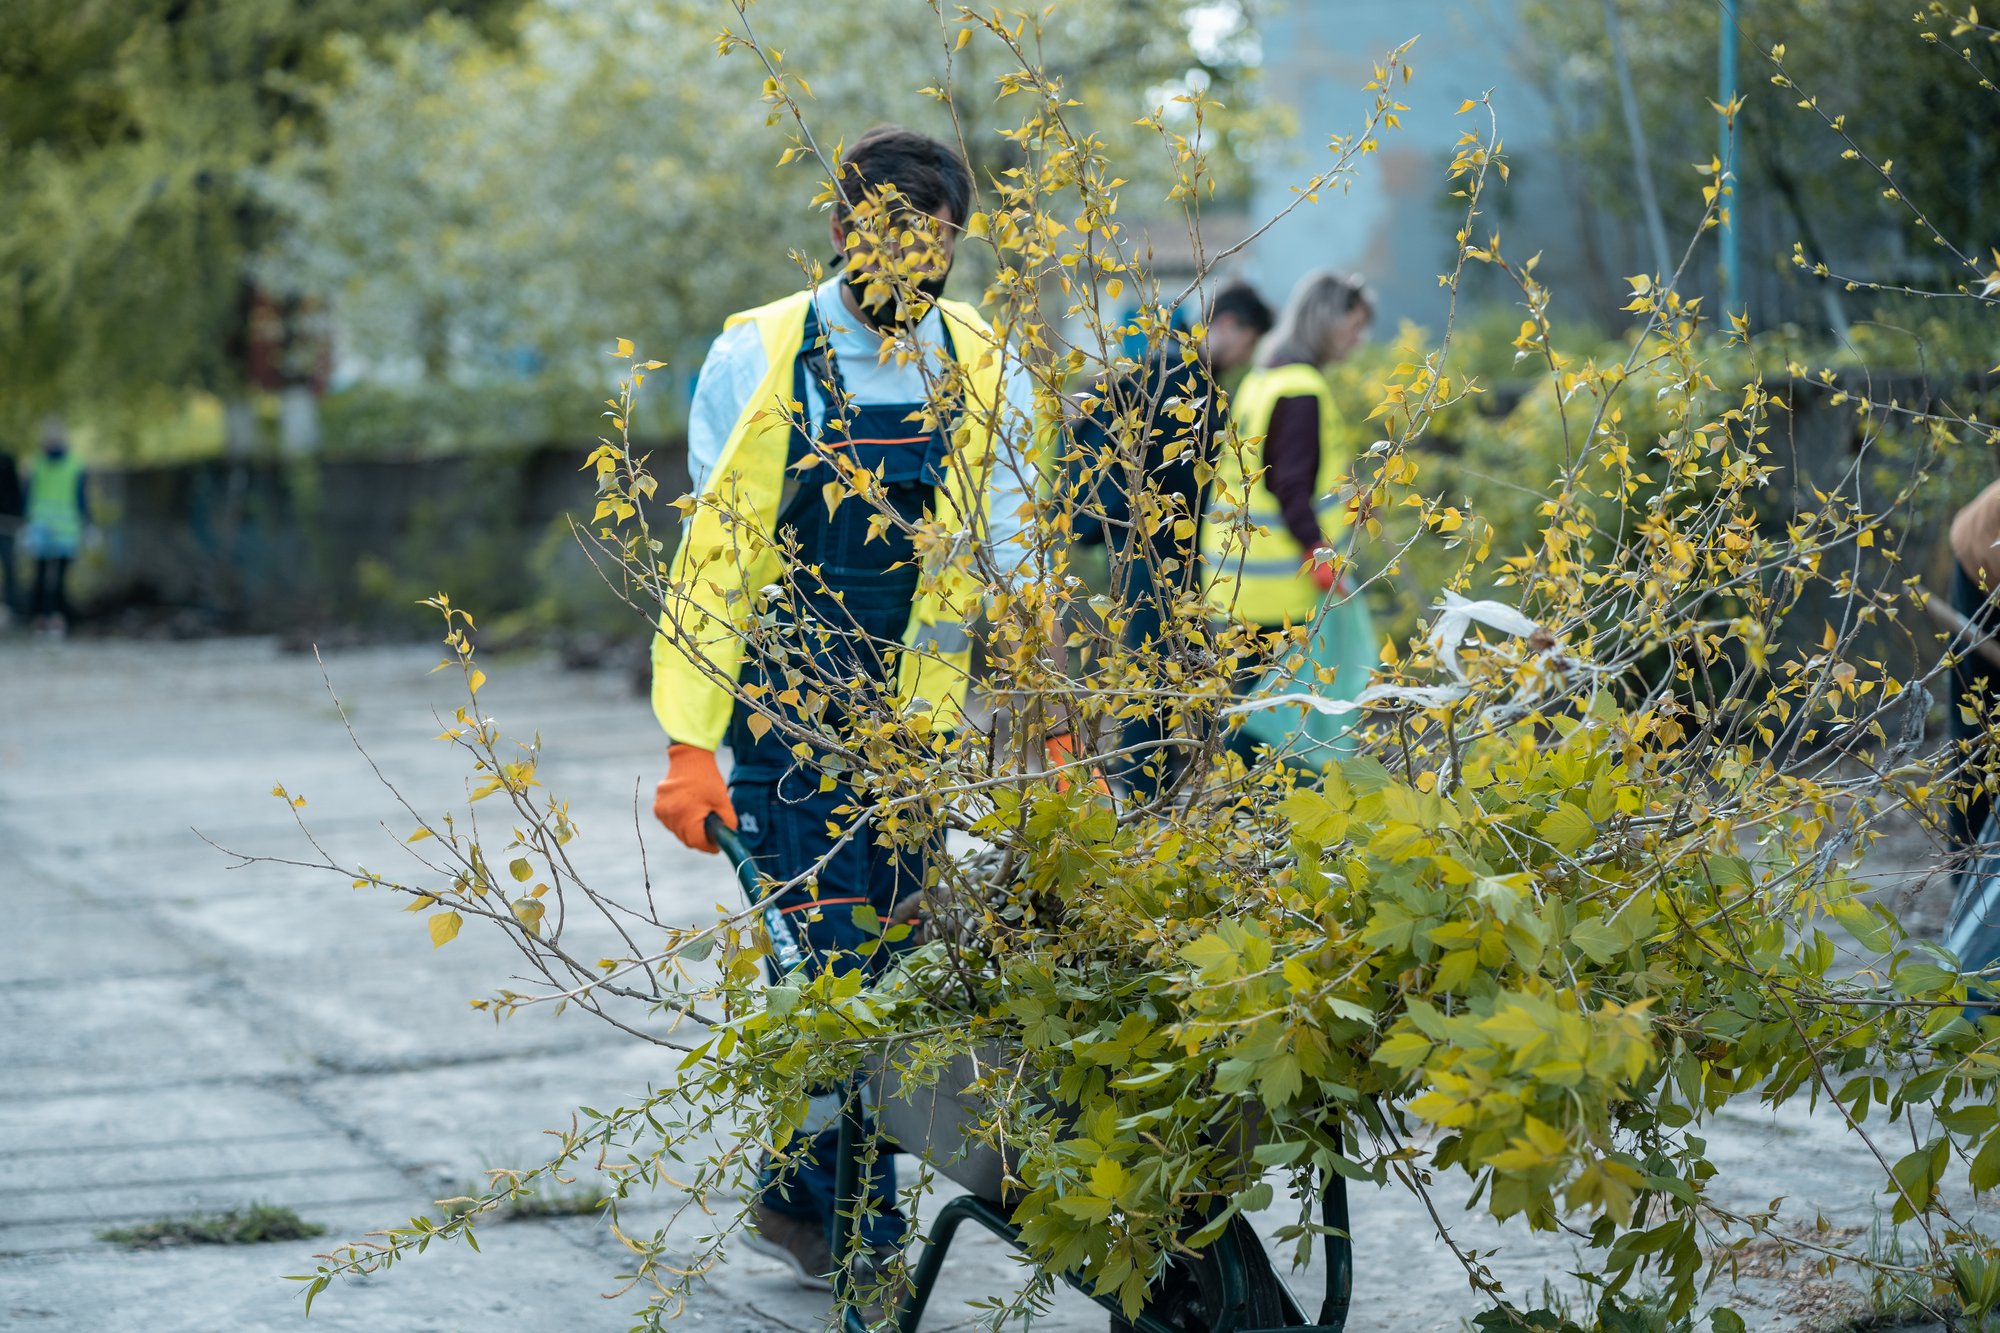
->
(1892, 962), (1954, 996)
(1252, 1140), (1310, 1166)
(1711, 1309), (1746, 1333)
(679, 933), (717, 961)
(850, 905), (882, 936)
(1971, 1131), (2000, 1192)
(1181, 932), (1239, 981)
(1570, 918), (1627, 965)
(1280, 790), (1348, 844)
(1340, 756), (1394, 794)
(1829, 898), (1892, 953)
(1374, 1031), (1433, 1071)
(1089, 1157), (1128, 1199)
(1257, 1051), (1303, 1106)
(1888, 1140), (1940, 1219)
(1703, 856), (1754, 888)
(1537, 801), (1595, 855)
(1360, 901), (1418, 952)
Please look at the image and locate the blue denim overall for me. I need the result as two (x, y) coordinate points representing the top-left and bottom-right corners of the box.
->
(731, 301), (955, 1253)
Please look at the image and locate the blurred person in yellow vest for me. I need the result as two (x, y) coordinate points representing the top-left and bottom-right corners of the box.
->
(645, 126), (1040, 1302)
(24, 418), (89, 639)
(1200, 269), (1373, 632)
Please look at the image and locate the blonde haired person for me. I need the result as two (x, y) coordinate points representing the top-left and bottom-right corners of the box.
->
(1200, 269), (1373, 631)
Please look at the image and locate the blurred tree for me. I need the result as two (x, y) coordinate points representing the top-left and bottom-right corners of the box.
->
(254, 0), (1266, 424)
(1516, 0), (2000, 334)
(0, 0), (527, 433)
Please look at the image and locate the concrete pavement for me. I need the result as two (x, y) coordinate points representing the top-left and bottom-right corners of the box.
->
(0, 634), (1960, 1333)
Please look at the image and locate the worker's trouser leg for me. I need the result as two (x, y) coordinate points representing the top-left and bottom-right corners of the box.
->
(30, 557), (69, 621)
(730, 771), (924, 1255)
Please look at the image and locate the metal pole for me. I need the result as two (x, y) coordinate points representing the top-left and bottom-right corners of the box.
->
(1601, 0), (1674, 283)
(1718, 0), (1740, 317)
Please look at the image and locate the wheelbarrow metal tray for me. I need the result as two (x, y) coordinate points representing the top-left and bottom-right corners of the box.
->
(865, 1044), (1022, 1200)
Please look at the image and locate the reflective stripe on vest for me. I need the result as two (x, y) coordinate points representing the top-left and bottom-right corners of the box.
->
(1201, 363), (1347, 626)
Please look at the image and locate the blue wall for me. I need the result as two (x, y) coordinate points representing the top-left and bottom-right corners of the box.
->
(1244, 0), (1587, 332)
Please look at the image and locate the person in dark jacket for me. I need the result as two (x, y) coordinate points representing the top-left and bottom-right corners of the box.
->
(1069, 282), (1274, 796)
(0, 448), (22, 624)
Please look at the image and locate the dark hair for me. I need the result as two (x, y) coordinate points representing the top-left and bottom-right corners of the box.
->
(838, 125), (974, 228)
(1209, 283), (1273, 336)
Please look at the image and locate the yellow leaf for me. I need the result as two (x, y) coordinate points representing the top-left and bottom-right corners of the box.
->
(467, 669), (487, 694)
(1457, 99), (1476, 113)
(966, 212), (990, 238)
(955, 26), (971, 49)
(513, 899), (545, 934)
(509, 857), (534, 882)
(746, 712), (773, 741)
(429, 911), (464, 948)
(407, 828), (433, 843)
(615, 337), (634, 358)
(1106, 278), (1123, 300)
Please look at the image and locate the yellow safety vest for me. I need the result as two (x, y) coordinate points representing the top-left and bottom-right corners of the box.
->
(651, 290), (1005, 750)
(1201, 362), (1347, 626)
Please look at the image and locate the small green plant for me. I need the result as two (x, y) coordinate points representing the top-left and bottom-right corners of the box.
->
(98, 1203), (327, 1249)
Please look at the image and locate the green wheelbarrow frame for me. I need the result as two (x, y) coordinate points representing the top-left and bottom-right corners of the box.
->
(707, 814), (1353, 1333)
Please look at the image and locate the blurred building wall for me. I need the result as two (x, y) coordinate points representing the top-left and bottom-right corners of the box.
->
(1245, 1), (1603, 330)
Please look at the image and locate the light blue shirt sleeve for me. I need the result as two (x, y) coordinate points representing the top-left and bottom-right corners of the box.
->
(686, 320), (769, 498)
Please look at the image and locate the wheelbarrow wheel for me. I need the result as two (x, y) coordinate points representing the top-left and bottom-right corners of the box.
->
(1110, 1215), (1293, 1333)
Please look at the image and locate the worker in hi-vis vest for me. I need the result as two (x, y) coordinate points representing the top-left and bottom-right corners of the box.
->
(1200, 269), (1373, 633)
(24, 417), (89, 638)
(647, 127), (1039, 1300)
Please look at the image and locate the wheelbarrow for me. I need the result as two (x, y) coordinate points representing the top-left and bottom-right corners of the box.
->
(708, 814), (1354, 1333)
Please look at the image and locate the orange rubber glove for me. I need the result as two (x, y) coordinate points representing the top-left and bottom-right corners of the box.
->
(1305, 544), (1338, 593)
(1045, 733), (1112, 795)
(653, 744), (736, 854)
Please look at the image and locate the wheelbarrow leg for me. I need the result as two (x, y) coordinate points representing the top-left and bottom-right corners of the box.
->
(894, 1193), (987, 1333)
(1321, 1155), (1352, 1331)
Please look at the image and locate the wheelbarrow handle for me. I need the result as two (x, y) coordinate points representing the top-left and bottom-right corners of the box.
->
(707, 813), (809, 975)
(705, 813), (761, 902)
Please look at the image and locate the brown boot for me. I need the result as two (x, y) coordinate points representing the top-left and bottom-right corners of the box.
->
(741, 1203), (833, 1291)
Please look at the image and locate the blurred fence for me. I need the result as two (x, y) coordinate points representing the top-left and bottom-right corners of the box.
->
(80, 442), (689, 641)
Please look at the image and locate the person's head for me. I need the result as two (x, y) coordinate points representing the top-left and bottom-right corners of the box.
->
(38, 416), (66, 456)
(829, 125), (974, 331)
(1259, 270), (1374, 369)
(1201, 283), (1273, 372)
